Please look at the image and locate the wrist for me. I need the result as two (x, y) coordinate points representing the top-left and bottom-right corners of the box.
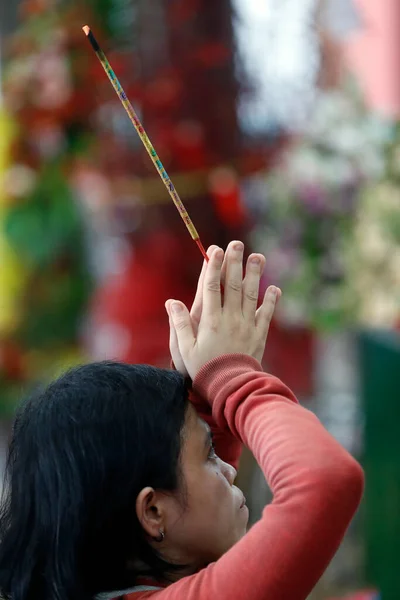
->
(193, 354), (263, 404)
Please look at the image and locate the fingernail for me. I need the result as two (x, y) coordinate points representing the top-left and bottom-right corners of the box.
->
(215, 249), (224, 261)
(251, 255), (261, 265)
(171, 302), (183, 314)
(233, 242), (244, 252)
(270, 286), (277, 297)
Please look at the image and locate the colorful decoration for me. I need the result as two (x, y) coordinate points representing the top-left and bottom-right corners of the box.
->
(0, 108), (24, 338)
(250, 87), (391, 331)
(348, 122), (400, 328)
(0, 0), (100, 413)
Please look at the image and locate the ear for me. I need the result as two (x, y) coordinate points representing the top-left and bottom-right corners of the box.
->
(136, 487), (166, 540)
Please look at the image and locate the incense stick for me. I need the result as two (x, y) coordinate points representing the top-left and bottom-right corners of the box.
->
(82, 25), (208, 261)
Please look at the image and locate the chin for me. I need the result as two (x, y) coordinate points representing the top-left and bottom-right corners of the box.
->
(218, 530), (245, 557)
(232, 518), (249, 545)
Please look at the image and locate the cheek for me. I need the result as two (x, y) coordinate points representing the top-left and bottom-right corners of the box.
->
(198, 463), (235, 514)
(201, 466), (246, 549)
(178, 464), (246, 557)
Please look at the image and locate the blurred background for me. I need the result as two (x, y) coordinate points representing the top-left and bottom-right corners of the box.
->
(0, 1), (399, 598)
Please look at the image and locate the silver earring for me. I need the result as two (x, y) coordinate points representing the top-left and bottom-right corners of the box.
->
(154, 529), (165, 543)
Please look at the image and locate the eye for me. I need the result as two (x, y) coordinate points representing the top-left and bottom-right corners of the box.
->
(208, 443), (218, 461)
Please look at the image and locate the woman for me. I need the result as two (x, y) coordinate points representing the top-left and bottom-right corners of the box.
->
(0, 241), (364, 600)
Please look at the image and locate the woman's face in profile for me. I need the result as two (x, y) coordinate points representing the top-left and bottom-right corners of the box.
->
(137, 404), (249, 573)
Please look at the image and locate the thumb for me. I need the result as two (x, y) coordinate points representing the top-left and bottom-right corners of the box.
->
(165, 301), (187, 376)
(170, 301), (195, 353)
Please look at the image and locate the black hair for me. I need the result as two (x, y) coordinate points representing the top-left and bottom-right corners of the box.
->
(0, 362), (189, 600)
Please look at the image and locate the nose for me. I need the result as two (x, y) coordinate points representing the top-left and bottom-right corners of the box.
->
(220, 459), (237, 486)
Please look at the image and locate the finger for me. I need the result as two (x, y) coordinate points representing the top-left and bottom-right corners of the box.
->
(166, 301), (186, 374)
(166, 300), (178, 345)
(223, 241), (244, 312)
(166, 300), (178, 351)
(191, 245), (219, 326)
(220, 251), (228, 288)
(202, 247), (224, 318)
(170, 301), (196, 355)
(242, 254), (266, 320)
(255, 286), (281, 339)
(220, 240), (241, 288)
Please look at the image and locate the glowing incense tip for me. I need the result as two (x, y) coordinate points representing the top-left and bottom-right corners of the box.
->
(83, 26), (101, 52)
